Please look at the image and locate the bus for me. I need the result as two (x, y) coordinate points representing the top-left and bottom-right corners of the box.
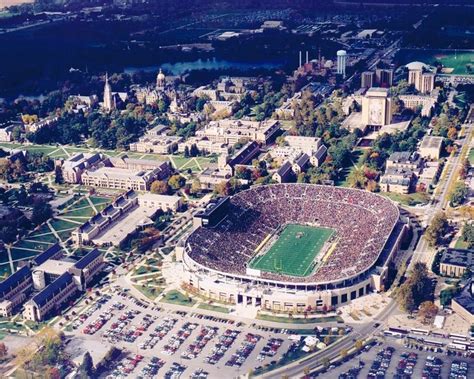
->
(447, 343), (467, 351)
(389, 327), (409, 335)
(384, 330), (403, 338)
(449, 333), (468, 342)
(411, 328), (430, 336)
(424, 339), (444, 348)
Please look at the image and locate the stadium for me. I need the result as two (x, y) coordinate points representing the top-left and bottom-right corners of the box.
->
(182, 184), (407, 313)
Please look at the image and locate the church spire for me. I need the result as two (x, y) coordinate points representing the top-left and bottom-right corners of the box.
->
(103, 72), (114, 112)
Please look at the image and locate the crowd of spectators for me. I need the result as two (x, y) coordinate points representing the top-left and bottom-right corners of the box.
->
(186, 184), (399, 283)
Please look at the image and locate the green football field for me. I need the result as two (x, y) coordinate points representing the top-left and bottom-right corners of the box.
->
(249, 224), (334, 277)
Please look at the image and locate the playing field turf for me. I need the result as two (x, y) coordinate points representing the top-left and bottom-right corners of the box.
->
(249, 224), (334, 277)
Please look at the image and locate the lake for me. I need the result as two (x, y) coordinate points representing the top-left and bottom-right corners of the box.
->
(124, 58), (284, 75)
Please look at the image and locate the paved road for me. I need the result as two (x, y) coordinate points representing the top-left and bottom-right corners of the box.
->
(258, 300), (400, 378)
(409, 121), (473, 270)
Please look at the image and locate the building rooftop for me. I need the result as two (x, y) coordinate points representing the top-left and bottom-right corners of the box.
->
(73, 249), (102, 270)
(33, 244), (62, 266)
(276, 161), (292, 177)
(31, 272), (74, 308)
(37, 259), (74, 277)
(420, 135), (444, 149)
(0, 266), (31, 299)
(453, 279), (474, 315)
(440, 249), (473, 269)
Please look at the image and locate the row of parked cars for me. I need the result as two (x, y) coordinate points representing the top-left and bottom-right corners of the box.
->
(107, 354), (144, 378)
(140, 317), (178, 350)
(191, 312), (240, 326)
(164, 362), (186, 379)
(226, 333), (262, 367)
(422, 355), (444, 379)
(257, 337), (283, 362)
(367, 346), (395, 378)
(139, 357), (165, 378)
(162, 322), (198, 355)
(394, 351), (418, 378)
(449, 360), (469, 379)
(205, 329), (240, 365)
(71, 294), (113, 329)
(181, 326), (219, 360)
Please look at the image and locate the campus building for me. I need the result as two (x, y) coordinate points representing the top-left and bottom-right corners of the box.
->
(60, 153), (104, 184)
(196, 119), (280, 145)
(419, 135), (444, 160)
(452, 279), (474, 324)
(72, 190), (181, 247)
(406, 61), (435, 94)
(361, 88), (393, 127)
(0, 244), (104, 321)
(439, 249), (473, 278)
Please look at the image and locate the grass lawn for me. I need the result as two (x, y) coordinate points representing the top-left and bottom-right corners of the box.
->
(468, 148), (474, 165)
(249, 224), (334, 277)
(10, 248), (40, 261)
(49, 219), (79, 231)
(26, 232), (57, 243)
(0, 265), (12, 279)
(133, 266), (160, 275)
(380, 191), (430, 206)
(256, 313), (343, 324)
(62, 206), (96, 218)
(197, 303), (230, 313)
(14, 240), (53, 251)
(336, 149), (364, 187)
(160, 290), (196, 307)
(133, 284), (162, 300)
(454, 237), (470, 250)
(89, 196), (110, 206)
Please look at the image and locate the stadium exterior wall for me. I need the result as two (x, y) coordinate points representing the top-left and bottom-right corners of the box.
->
(181, 184), (406, 313)
(182, 221), (406, 312)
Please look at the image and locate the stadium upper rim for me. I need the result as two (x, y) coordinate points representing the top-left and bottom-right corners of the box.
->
(184, 184), (400, 286)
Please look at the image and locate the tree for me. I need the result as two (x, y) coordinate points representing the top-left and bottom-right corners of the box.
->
(459, 158), (471, 179)
(168, 175), (185, 190)
(418, 301), (438, 322)
(340, 348), (348, 360)
(31, 203), (52, 226)
(396, 262), (432, 313)
(190, 179), (201, 195)
(460, 223), (474, 249)
(425, 212), (448, 248)
(150, 180), (169, 195)
(183, 146), (190, 158)
(0, 342), (7, 357)
(78, 352), (94, 379)
(449, 182), (468, 207)
(54, 166), (64, 184)
(354, 340), (364, 351)
(214, 180), (232, 196)
(347, 166), (367, 189)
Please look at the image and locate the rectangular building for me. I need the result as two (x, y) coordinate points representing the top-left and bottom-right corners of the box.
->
(440, 249), (472, 278)
(197, 119), (280, 145)
(419, 135), (443, 160)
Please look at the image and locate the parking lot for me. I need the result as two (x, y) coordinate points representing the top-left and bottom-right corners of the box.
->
(64, 290), (300, 378)
(330, 340), (471, 379)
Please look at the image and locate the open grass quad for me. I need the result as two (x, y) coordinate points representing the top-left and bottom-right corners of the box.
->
(249, 224), (334, 277)
(0, 194), (111, 279)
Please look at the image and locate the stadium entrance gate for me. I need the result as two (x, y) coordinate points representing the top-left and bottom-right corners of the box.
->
(237, 294), (262, 307)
